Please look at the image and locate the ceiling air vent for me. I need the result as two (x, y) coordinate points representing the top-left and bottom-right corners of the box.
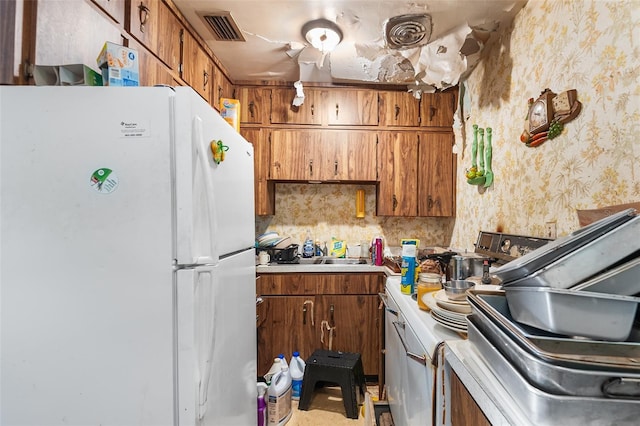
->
(199, 11), (245, 42)
(384, 14), (432, 49)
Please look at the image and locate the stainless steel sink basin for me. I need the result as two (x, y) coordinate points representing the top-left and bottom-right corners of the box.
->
(322, 258), (368, 265)
(286, 257), (371, 266)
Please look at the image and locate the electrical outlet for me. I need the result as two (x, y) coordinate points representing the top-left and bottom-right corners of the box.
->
(545, 222), (557, 239)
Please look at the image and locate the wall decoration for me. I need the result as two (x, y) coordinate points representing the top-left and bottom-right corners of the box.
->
(466, 125), (494, 188)
(520, 88), (582, 147)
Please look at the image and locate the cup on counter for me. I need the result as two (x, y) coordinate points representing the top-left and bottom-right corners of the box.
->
(416, 273), (442, 310)
(258, 251), (270, 265)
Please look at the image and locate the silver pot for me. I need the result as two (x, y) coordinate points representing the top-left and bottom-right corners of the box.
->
(449, 254), (488, 280)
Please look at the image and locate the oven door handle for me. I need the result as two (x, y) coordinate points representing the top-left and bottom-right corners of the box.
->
(379, 292), (398, 316)
(392, 320), (427, 365)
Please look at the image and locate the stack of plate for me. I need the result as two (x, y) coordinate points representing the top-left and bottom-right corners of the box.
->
(422, 289), (471, 334)
(256, 232), (290, 249)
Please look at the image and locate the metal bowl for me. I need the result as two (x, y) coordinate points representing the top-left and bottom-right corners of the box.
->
(443, 280), (475, 300)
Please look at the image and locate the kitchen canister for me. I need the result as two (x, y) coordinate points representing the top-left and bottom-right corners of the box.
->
(416, 273), (442, 310)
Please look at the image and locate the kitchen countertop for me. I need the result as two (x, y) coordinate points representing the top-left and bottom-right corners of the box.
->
(256, 260), (391, 274)
(444, 340), (532, 426)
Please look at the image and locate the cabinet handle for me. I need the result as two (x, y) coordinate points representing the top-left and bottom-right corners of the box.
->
(138, 3), (150, 32)
(379, 292), (397, 316)
(429, 106), (436, 121)
(427, 195), (433, 209)
(335, 103), (339, 119)
(303, 300), (315, 326)
(309, 160), (313, 176)
(392, 320), (427, 365)
(330, 304), (335, 327)
(392, 195), (398, 211)
(203, 71), (209, 89)
(311, 104), (315, 116)
(334, 160), (338, 176)
(394, 105), (400, 120)
(248, 101), (255, 119)
(218, 86), (223, 100)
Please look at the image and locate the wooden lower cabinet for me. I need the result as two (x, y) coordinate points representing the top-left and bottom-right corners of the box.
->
(256, 273), (385, 379)
(450, 370), (491, 426)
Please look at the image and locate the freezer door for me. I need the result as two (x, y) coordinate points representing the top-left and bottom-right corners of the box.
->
(176, 249), (256, 425)
(173, 88), (255, 265)
(1, 86), (177, 425)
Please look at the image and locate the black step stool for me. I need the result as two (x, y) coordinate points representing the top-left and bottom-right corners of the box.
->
(297, 349), (367, 419)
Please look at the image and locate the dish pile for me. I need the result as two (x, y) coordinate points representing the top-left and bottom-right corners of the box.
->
(491, 208), (640, 341)
(422, 289), (471, 334)
(465, 289), (640, 424)
(256, 231), (290, 249)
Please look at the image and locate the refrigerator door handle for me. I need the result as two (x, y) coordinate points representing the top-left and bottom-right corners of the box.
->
(193, 116), (220, 265)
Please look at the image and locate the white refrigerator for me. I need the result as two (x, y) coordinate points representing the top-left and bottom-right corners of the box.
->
(0, 86), (257, 425)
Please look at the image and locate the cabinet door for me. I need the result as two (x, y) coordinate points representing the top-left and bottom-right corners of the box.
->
(317, 295), (380, 376)
(156, 3), (182, 72)
(420, 91), (455, 128)
(271, 88), (323, 125)
(256, 296), (317, 377)
(326, 89), (378, 126)
(241, 128), (275, 215)
(379, 91), (420, 127)
(238, 87), (267, 124)
(450, 371), (491, 426)
(92, 0), (125, 24)
(377, 132), (418, 216)
(327, 131), (377, 181)
(128, 0), (160, 53)
(270, 130), (318, 181)
(212, 67), (235, 109)
(418, 132), (455, 217)
(181, 30), (212, 102)
(128, 38), (175, 87)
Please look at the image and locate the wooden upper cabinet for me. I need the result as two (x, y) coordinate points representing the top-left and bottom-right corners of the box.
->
(156, 3), (182, 71)
(91, 0), (125, 24)
(271, 130), (377, 182)
(270, 130), (316, 180)
(212, 67), (234, 110)
(128, 38), (175, 87)
(376, 132), (418, 216)
(420, 91), (456, 127)
(378, 91), (420, 127)
(181, 29), (212, 102)
(330, 131), (377, 181)
(418, 132), (455, 217)
(128, 0), (181, 72)
(238, 87), (267, 124)
(240, 128), (275, 216)
(326, 89), (378, 126)
(128, 0), (160, 53)
(271, 88), (323, 125)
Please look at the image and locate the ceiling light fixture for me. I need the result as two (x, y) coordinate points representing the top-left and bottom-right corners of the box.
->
(302, 19), (343, 53)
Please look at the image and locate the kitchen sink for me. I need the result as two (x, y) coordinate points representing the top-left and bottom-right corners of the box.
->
(287, 257), (371, 266)
(322, 258), (368, 265)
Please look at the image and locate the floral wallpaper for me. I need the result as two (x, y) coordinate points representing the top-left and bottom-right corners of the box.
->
(256, 0), (639, 253)
(450, 0), (639, 250)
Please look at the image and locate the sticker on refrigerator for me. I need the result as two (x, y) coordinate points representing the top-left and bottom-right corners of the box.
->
(90, 168), (119, 194)
(119, 120), (149, 138)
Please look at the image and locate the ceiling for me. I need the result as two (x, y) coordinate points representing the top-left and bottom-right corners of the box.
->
(172, 0), (527, 91)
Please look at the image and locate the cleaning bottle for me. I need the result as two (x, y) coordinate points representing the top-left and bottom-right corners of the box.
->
(278, 353), (289, 370)
(267, 366), (292, 425)
(303, 230), (314, 258)
(257, 382), (268, 426)
(289, 351), (306, 400)
(264, 357), (282, 385)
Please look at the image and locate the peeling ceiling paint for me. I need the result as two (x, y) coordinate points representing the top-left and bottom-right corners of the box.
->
(173, 0), (527, 91)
